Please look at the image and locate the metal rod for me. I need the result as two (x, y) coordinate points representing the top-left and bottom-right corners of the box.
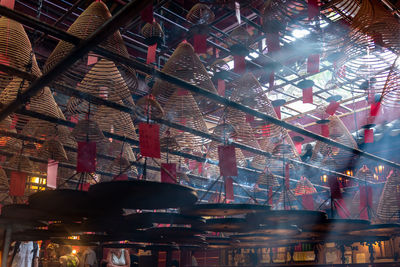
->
(0, 0), (149, 122)
(1, 226), (12, 267)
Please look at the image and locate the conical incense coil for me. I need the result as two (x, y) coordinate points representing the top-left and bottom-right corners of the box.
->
(136, 95), (164, 120)
(141, 22), (164, 45)
(355, 165), (375, 183)
(256, 172), (279, 188)
(377, 169), (400, 222)
(44, 1), (138, 92)
(5, 154), (34, 173)
(0, 168), (12, 205)
(107, 156), (137, 177)
(151, 42), (218, 108)
(71, 119), (105, 143)
(37, 139), (68, 162)
(0, 17), (41, 91)
(187, 3), (214, 24)
(294, 177), (317, 195)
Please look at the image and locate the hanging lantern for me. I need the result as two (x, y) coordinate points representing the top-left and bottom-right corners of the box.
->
(186, 3), (214, 54)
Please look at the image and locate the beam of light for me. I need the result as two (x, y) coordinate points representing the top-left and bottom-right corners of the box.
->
(292, 29), (310, 39)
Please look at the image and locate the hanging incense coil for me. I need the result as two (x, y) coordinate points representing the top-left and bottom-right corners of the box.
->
(0, 168), (12, 205)
(377, 169), (400, 222)
(293, 177), (317, 195)
(0, 115), (14, 147)
(5, 154), (34, 173)
(160, 136), (180, 151)
(151, 42), (218, 110)
(211, 123), (237, 140)
(71, 119), (105, 143)
(355, 165), (375, 182)
(37, 139), (68, 162)
(311, 115), (358, 167)
(187, 3), (215, 24)
(256, 171), (279, 188)
(43, 1), (138, 92)
(136, 95), (164, 119)
(0, 17), (42, 91)
(107, 156), (136, 177)
(141, 22), (164, 46)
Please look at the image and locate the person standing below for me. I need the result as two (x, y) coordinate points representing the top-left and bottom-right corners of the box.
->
(105, 248), (130, 267)
(8, 241), (40, 267)
(59, 245), (79, 267)
(79, 247), (98, 267)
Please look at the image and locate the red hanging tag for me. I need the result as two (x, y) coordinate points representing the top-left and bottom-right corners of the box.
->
(267, 33), (280, 53)
(295, 142), (302, 154)
(307, 0), (319, 19)
(245, 114), (254, 123)
(9, 171), (26, 196)
(307, 54), (319, 74)
(269, 72), (275, 89)
(218, 145), (238, 177)
(225, 177), (234, 201)
(321, 124), (329, 137)
(0, 0), (15, 9)
(364, 128), (374, 143)
(285, 164), (290, 189)
(302, 87), (313, 104)
(47, 159), (58, 189)
(77, 142), (96, 172)
(113, 174), (128, 181)
(301, 194), (314, 210)
(328, 176), (342, 199)
(233, 55), (246, 74)
(146, 43), (157, 64)
(268, 187), (273, 205)
(326, 101), (340, 115)
(217, 79), (225, 96)
(193, 34), (207, 54)
(79, 183), (90, 192)
(87, 55), (98, 66)
(161, 163), (177, 184)
(139, 123), (161, 158)
(273, 106), (281, 120)
(359, 185), (373, 219)
(141, 4), (153, 23)
(335, 198), (350, 219)
(370, 102), (381, 116)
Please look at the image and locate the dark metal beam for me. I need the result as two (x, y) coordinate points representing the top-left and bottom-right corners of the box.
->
(0, 0), (149, 122)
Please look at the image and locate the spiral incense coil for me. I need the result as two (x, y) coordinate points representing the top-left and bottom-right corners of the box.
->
(151, 42), (218, 108)
(187, 3), (215, 24)
(71, 119), (105, 143)
(141, 21), (164, 45)
(294, 177), (317, 195)
(0, 168), (12, 205)
(136, 95), (164, 120)
(311, 115), (358, 166)
(5, 154), (34, 173)
(355, 165), (375, 182)
(229, 26), (251, 47)
(377, 169), (400, 222)
(256, 171), (279, 188)
(44, 1), (138, 93)
(0, 115), (14, 147)
(0, 17), (41, 91)
(107, 156), (137, 177)
(37, 139), (68, 162)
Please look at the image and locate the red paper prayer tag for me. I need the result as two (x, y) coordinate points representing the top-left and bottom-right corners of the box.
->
(302, 194), (314, 210)
(77, 142), (96, 173)
(364, 128), (374, 143)
(9, 171), (26, 196)
(140, 4), (153, 23)
(87, 55), (98, 66)
(218, 145), (238, 177)
(146, 44), (157, 64)
(225, 177), (234, 201)
(307, 0), (319, 19)
(79, 183), (90, 192)
(295, 142), (302, 155)
(47, 160), (58, 189)
(113, 174), (128, 181)
(0, 0), (15, 9)
(359, 185), (373, 219)
(233, 55), (246, 74)
(302, 87), (313, 104)
(267, 33), (280, 53)
(139, 123), (161, 158)
(307, 54), (319, 74)
(269, 72), (275, 89)
(370, 102), (381, 116)
(193, 34), (207, 54)
(321, 124), (329, 137)
(161, 163), (177, 184)
(217, 79), (225, 96)
(328, 176), (342, 199)
(273, 106), (281, 120)
(326, 101), (340, 115)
